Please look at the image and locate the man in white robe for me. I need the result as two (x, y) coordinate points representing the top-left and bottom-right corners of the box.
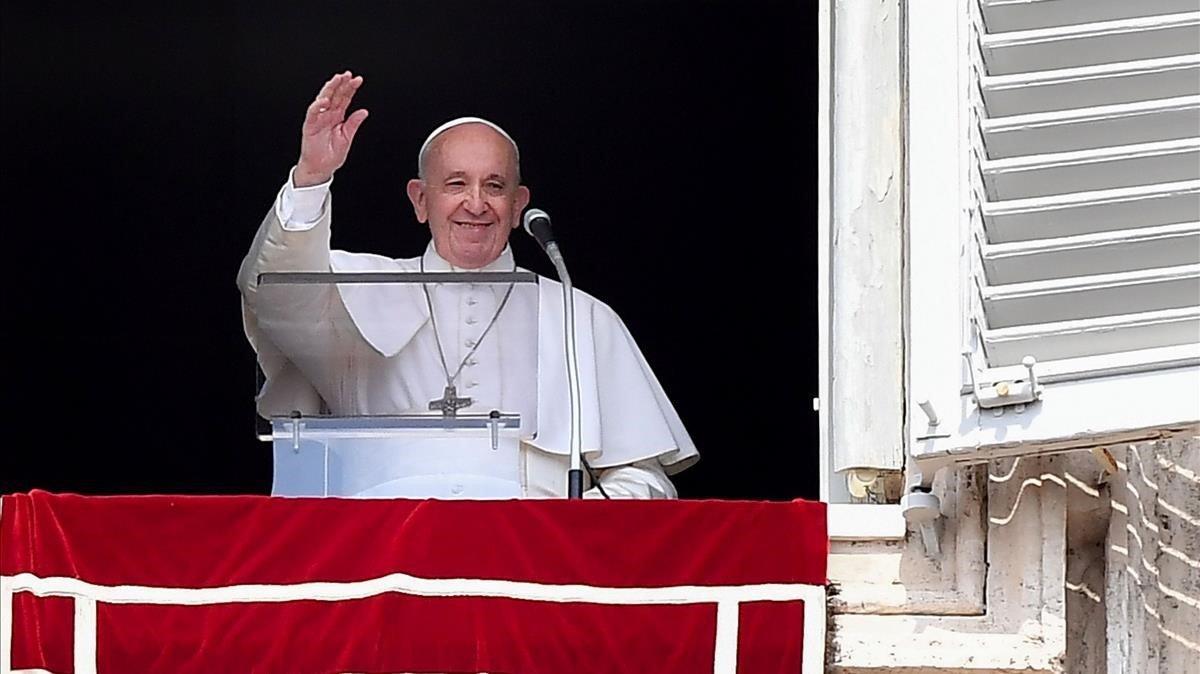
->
(239, 71), (698, 498)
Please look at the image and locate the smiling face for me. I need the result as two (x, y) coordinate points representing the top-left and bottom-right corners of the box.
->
(406, 123), (531, 269)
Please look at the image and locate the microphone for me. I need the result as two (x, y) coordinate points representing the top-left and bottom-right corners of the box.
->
(522, 208), (556, 250)
(521, 207), (584, 499)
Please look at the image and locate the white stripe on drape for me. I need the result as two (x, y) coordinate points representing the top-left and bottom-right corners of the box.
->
(3, 573), (827, 673)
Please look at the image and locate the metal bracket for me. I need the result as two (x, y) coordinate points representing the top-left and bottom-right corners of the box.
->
(290, 410), (304, 453)
(902, 451), (950, 558)
(915, 398), (952, 441)
(901, 490), (942, 558)
(963, 352), (1042, 412)
(488, 410), (501, 451)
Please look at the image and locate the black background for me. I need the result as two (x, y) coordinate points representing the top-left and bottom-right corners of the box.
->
(1, 1), (818, 499)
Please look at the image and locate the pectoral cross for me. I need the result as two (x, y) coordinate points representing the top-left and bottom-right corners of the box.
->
(429, 385), (472, 418)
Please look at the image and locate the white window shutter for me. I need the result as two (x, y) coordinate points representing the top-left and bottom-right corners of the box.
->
(907, 0), (1200, 478)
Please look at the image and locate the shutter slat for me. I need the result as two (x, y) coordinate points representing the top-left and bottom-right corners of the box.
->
(980, 12), (1200, 77)
(982, 222), (1200, 284)
(981, 96), (1200, 159)
(969, 344), (1200, 388)
(980, 0), (1198, 34)
(981, 180), (1199, 243)
(981, 264), (1200, 328)
(982, 54), (1200, 117)
(982, 307), (1200, 366)
(981, 138), (1200, 201)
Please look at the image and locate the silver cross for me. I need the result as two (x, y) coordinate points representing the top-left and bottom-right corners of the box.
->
(429, 385), (472, 418)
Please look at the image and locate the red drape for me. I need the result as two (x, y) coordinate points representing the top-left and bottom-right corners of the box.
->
(1, 492), (826, 673)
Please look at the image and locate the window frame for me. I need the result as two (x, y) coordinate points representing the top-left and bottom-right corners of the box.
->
(817, 0), (907, 540)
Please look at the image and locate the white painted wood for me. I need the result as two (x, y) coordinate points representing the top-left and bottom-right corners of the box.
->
(980, 12), (1200, 76)
(982, 54), (1200, 116)
(906, 0), (971, 479)
(981, 137), (1200, 201)
(982, 180), (1200, 243)
(980, 0), (1198, 33)
(981, 264), (1200, 328)
(828, 0), (904, 475)
(971, 0), (1200, 370)
(981, 221), (1200, 284)
(968, 343), (1200, 392)
(913, 367), (1200, 465)
(827, 504), (906, 541)
(971, 0), (1200, 374)
(906, 0), (1200, 468)
(983, 306), (1200, 366)
(982, 95), (1200, 159)
(817, 0), (847, 502)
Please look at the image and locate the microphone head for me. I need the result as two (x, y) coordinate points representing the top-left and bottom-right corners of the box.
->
(522, 208), (556, 249)
(522, 208), (551, 236)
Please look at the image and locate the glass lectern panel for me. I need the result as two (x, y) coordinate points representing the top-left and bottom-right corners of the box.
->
(271, 415), (523, 498)
(252, 270), (540, 498)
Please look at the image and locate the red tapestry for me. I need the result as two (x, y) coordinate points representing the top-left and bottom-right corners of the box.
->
(0, 492), (827, 673)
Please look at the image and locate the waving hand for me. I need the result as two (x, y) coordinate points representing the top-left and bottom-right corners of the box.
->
(294, 71), (369, 187)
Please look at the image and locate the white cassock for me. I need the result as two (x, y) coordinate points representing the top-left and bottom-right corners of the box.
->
(237, 172), (699, 498)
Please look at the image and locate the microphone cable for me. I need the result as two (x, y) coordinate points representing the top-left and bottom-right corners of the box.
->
(582, 457), (611, 499)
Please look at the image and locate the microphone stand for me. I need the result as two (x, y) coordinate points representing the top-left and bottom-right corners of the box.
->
(543, 241), (585, 499)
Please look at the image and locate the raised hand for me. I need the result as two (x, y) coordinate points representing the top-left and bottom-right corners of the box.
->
(294, 71), (369, 187)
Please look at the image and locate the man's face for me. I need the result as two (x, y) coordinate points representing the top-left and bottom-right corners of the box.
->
(406, 124), (531, 269)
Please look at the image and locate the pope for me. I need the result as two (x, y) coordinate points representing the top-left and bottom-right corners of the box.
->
(238, 71), (698, 498)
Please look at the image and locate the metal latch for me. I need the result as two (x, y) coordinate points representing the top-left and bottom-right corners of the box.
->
(963, 352), (1042, 412)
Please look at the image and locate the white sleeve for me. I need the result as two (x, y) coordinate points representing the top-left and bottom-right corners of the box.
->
(584, 459), (678, 499)
(238, 170), (347, 411)
(276, 166), (333, 232)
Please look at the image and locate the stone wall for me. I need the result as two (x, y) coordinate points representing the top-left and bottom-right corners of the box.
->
(1104, 436), (1199, 673)
(829, 436), (1199, 673)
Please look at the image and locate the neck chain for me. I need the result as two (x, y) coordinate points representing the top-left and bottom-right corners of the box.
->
(420, 254), (517, 416)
